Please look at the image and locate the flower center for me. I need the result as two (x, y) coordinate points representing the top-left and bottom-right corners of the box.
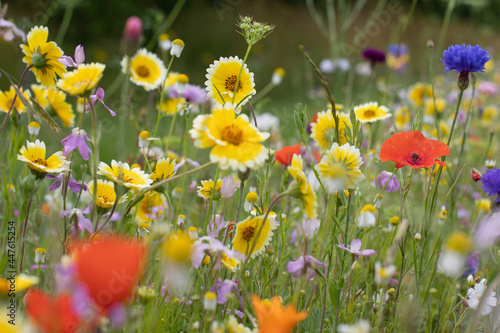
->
(221, 125), (243, 145)
(409, 153), (420, 164)
(225, 75), (242, 92)
(31, 52), (47, 69)
(242, 226), (255, 241)
(364, 110), (376, 118)
(33, 158), (48, 167)
(136, 65), (150, 78)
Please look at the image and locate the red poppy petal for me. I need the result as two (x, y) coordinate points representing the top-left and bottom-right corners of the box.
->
(275, 144), (301, 166)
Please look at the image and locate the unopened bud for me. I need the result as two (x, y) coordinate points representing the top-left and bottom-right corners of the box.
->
(427, 39), (434, 48)
(458, 71), (469, 91)
(471, 169), (482, 182)
(414, 233), (421, 242)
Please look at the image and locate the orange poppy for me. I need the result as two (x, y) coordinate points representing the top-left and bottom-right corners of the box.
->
(252, 295), (307, 333)
(24, 290), (80, 333)
(275, 144), (301, 166)
(379, 130), (450, 169)
(72, 237), (147, 310)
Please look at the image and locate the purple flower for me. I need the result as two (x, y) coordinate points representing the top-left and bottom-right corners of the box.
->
(0, 18), (26, 42)
(289, 228), (298, 244)
(46, 173), (87, 193)
(210, 279), (244, 309)
(337, 239), (377, 257)
(174, 158), (200, 172)
(295, 216), (321, 240)
(169, 84), (207, 104)
(59, 44), (85, 68)
(475, 214), (500, 249)
(481, 167), (500, 202)
(191, 237), (244, 269)
(60, 208), (94, 233)
(287, 255), (327, 280)
(61, 127), (92, 160)
(30, 264), (47, 270)
(86, 87), (116, 116)
(387, 43), (408, 57)
(108, 302), (127, 327)
(463, 251), (480, 277)
(220, 176), (240, 199)
(207, 214), (226, 238)
(441, 44), (491, 74)
(363, 48), (386, 64)
(376, 171), (400, 192)
(478, 81), (498, 96)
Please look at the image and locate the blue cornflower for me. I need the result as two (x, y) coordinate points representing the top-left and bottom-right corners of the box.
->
(441, 44), (491, 74)
(481, 167), (500, 202)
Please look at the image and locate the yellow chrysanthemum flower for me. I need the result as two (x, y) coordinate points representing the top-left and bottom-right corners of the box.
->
(424, 98), (446, 115)
(482, 106), (498, 124)
(310, 111), (352, 152)
(135, 190), (168, 223)
(0, 86), (30, 114)
(354, 102), (391, 123)
(315, 143), (365, 193)
(445, 232), (471, 255)
(287, 154), (317, 219)
(189, 103), (270, 171)
(164, 72), (181, 88)
(31, 84), (74, 126)
(17, 139), (70, 178)
(57, 63), (105, 96)
(150, 157), (176, 182)
(98, 160), (153, 190)
(205, 56), (256, 107)
(87, 179), (118, 210)
(159, 97), (186, 115)
(197, 179), (223, 199)
(221, 252), (240, 272)
(395, 107), (411, 130)
(233, 215), (276, 258)
(121, 48), (167, 91)
(408, 82), (433, 106)
(163, 231), (193, 262)
(20, 26), (66, 86)
(0, 274), (39, 295)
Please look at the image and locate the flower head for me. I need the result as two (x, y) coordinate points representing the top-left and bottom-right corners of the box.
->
(0, 86), (30, 114)
(31, 84), (75, 126)
(310, 111), (352, 151)
(0, 14), (26, 42)
(150, 157), (176, 183)
(233, 215), (277, 258)
(189, 103), (269, 172)
(17, 140), (70, 178)
(275, 144), (301, 166)
(60, 208), (93, 233)
(98, 160), (153, 190)
(205, 56), (256, 107)
(376, 171), (399, 192)
(375, 262), (397, 285)
(287, 255), (327, 280)
(354, 102), (391, 123)
(163, 231), (193, 262)
(387, 43), (409, 71)
(252, 295), (307, 333)
(220, 175), (240, 199)
(61, 127), (91, 160)
(86, 87), (115, 116)
(121, 48), (166, 91)
(337, 239), (376, 257)
(46, 173), (86, 194)
(20, 26), (66, 86)
(197, 179), (223, 200)
(59, 44), (85, 68)
(170, 39), (185, 58)
(363, 48), (386, 65)
(123, 16), (142, 45)
(57, 63), (105, 96)
(288, 154), (317, 219)
(481, 167), (500, 202)
(87, 179), (118, 211)
(134, 190), (168, 223)
(379, 130), (450, 169)
(441, 44), (491, 74)
(467, 279), (497, 315)
(337, 320), (371, 333)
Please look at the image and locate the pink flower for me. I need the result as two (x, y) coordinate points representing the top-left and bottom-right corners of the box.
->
(337, 239), (376, 257)
(86, 87), (116, 116)
(61, 128), (91, 160)
(123, 16), (142, 45)
(59, 44), (85, 68)
(287, 255), (327, 280)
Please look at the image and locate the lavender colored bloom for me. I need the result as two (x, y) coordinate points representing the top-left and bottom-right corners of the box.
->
(441, 44), (491, 74)
(30, 264), (47, 270)
(60, 208), (94, 233)
(174, 158), (200, 172)
(207, 214), (226, 238)
(337, 239), (377, 257)
(363, 48), (386, 64)
(463, 251), (480, 277)
(287, 255), (327, 280)
(220, 176), (240, 199)
(59, 44), (85, 68)
(108, 303), (127, 327)
(387, 43), (408, 57)
(478, 81), (498, 96)
(61, 127), (91, 160)
(191, 237), (244, 269)
(46, 173), (87, 193)
(72, 284), (94, 319)
(481, 167), (500, 202)
(0, 17), (26, 42)
(474, 214), (500, 249)
(376, 171), (400, 192)
(295, 216), (321, 239)
(169, 84), (207, 104)
(289, 228), (298, 244)
(210, 279), (244, 309)
(86, 87), (116, 116)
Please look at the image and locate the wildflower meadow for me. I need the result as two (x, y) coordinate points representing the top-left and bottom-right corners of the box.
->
(2, 0), (500, 332)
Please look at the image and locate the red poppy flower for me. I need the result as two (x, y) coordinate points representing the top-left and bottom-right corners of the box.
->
(275, 144), (301, 166)
(72, 237), (146, 310)
(379, 130), (450, 169)
(25, 290), (80, 333)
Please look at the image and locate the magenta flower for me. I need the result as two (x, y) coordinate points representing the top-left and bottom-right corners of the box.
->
(123, 16), (142, 45)
(169, 84), (207, 104)
(46, 173), (87, 193)
(210, 279), (244, 309)
(86, 87), (116, 116)
(376, 171), (400, 192)
(59, 44), (85, 68)
(220, 176), (240, 199)
(61, 127), (92, 160)
(287, 255), (327, 280)
(337, 239), (376, 257)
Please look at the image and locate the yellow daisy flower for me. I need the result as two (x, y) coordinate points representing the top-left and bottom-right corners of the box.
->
(57, 63), (105, 96)
(482, 105), (498, 125)
(163, 231), (193, 262)
(232, 215), (277, 258)
(20, 26), (66, 86)
(0, 86), (30, 114)
(165, 72), (181, 88)
(98, 160), (153, 190)
(287, 154), (317, 219)
(31, 84), (74, 126)
(394, 107), (411, 130)
(205, 56), (256, 107)
(354, 102), (391, 123)
(315, 143), (365, 193)
(197, 179), (223, 199)
(87, 179), (118, 211)
(221, 252), (240, 272)
(17, 139), (70, 178)
(150, 157), (177, 182)
(408, 82), (433, 106)
(121, 48), (167, 91)
(310, 111), (352, 152)
(0, 274), (39, 295)
(189, 103), (269, 171)
(159, 97), (186, 115)
(424, 98), (446, 115)
(135, 190), (168, 223)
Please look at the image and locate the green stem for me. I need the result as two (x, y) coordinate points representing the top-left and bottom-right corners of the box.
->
(55, 1), (75, 44)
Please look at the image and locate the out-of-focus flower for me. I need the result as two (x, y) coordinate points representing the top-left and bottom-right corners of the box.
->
(376, 171), (399, 192)
(31, 85), (74, 126)
(355, 62), (372, 77)
(61, 128), (91, 160)
(472, 169), (482, 182)
(17, 140), (70, 178)
(59, 44), (85, 68)
(319, 59), (335, 73)
(438, 232), (471, 276)
(0, 15), (26, 42)
(123, 16), (142, 46)
(85, 87), (115, 116)
(98, 160), (152, 190)
(481, 167), (500, 202)
(192, 237), (244, 271)
(169, 83), (207, 105)
(337, 320), (371, 333)
(28, 121), (40, 136)
(337, 239), (376, 257)
(20, 26), (66, 86)
(134, 191), (167, 223)
(386, 43), (409, 71)
(121, 48), (166, 91)
(60, 208), (94, 233)
(35, 248), (46, 264)
(0, 86), (30, 114)
(374, 262), (396, 285)
(256, 113), (280, 131)
(467, 279), (497, 315)
(275, 144), (301, 166)
(272, 67), (286, 85)
(354, 102), (391, 123)
(475, 214), (500, 249)
(294, 216), (320, 240)
(463, 251), (480, 277)
(287, 255), (327, 280)
(46, 173), (86, 194)
(220, 176), (240, 199)
(363, 48), (386, 65)
(233, 215), (276, 258)
(252, 295), (307, 333)
(315, 143), (365, 193)
(379, 131), (450, 169)
(205, 56), (255, 107)
(288, 154), (317, 219)
(57, 63), (105, 96)
(358, 204), (377, 228)
(478, 81), (498, 96)
(310, 111), (352, 151)
(163, 231), (193, 262)
(158, 33), (171, 51)
(203, 291), (217, 311)
(408, 82), (433, 106)
(0, 274), (38, 295)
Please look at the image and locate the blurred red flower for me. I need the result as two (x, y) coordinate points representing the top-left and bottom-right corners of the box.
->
(275, 144), (300, 166)
(25, 290), (80, 333)
(72, 237), (147, 310)
(379, 130), (450, 169)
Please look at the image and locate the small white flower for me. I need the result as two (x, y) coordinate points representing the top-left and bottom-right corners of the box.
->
(374, 262), (396, 286)
(467, 279), (497, 315)
(337, 319), (371, 333)
(437, 251), (466, 277)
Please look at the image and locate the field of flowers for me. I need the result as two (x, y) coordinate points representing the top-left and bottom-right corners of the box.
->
(1, 0), (500, 332)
